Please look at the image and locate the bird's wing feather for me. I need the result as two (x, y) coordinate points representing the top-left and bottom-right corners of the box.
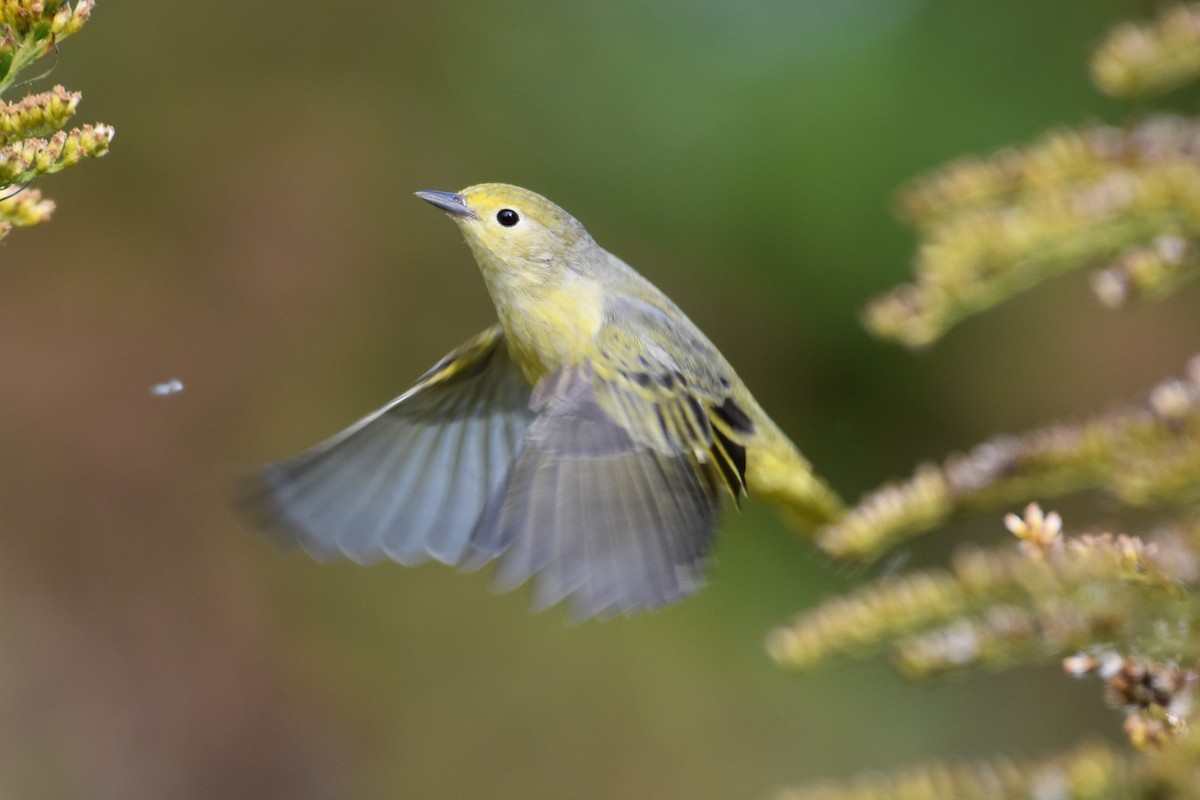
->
(588, 298), (756, 500)
(471, 363), (722, 619)
(244, 325), (536, 565)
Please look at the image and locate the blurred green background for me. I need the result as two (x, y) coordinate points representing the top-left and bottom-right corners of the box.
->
(2, 1), (1198, 797)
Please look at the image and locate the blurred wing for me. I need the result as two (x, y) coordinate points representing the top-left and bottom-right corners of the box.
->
(471, 364), (723, 620)
(244, 326), (536, 565)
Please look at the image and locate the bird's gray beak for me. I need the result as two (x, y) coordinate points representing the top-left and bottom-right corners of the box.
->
(414, 190), (476, 218)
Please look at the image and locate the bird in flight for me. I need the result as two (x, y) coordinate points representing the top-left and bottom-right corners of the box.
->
(246, 184), (843, 620)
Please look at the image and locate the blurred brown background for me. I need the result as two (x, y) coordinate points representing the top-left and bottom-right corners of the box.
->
(1, 1), (1197, 798)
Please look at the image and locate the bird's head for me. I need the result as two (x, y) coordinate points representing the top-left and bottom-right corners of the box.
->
(415, 184), (598, 282)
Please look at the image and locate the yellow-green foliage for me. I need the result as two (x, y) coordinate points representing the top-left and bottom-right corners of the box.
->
(0, 0), (110, 241)
(776, 5), (1200, 797)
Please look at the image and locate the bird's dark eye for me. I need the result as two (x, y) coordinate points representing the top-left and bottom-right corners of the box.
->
(496, 208), (520, 227)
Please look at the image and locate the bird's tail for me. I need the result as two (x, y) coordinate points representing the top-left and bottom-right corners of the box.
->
(745, 419), (845, 532)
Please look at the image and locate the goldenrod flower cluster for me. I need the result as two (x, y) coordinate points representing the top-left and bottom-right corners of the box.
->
(0, 0), (91, 39)
(816, 357), (1200, 560)
(771, 505), (1197, 675)
(776, 7), (1200, 798)
(1092, 234), (1200, 308)
(865, 117), (1200, 348)
(0, 0), (107, 240)
(1092, 4), (1200, 98)
(0, 84), (78, 144)
(865, 3), (1200, 349)
(0, 182), (51, 226)
(0, 121), (111, 184)
(776, 743), (1124, 800)
(773, 507), (1200, 798)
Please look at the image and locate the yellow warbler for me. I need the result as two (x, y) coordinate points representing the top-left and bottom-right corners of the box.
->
(249, 184), (843, 619)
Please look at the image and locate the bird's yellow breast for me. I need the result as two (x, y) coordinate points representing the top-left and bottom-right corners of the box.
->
(493, 276), (607, 385)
